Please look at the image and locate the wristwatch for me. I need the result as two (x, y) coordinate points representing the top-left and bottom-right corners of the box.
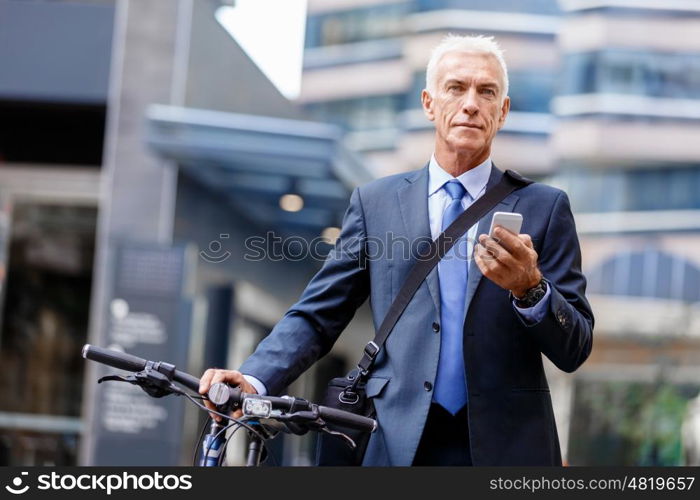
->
(512, 278), (548, 308)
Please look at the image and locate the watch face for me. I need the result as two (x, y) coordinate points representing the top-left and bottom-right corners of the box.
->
(520, 280), (546, 306)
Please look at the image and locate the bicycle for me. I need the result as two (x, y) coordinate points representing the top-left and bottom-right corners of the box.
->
(81, 344), (377, 466)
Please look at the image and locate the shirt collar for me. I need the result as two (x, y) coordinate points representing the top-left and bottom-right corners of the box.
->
(428, 154), (492, 199)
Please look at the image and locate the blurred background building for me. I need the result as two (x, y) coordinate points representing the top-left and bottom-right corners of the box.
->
(0, 0), (373, 467)
(553, 0), (700, 466)
(0, 0), (698, 466)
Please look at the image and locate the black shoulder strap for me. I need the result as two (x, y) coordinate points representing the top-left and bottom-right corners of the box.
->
(355, 169), (533, 376)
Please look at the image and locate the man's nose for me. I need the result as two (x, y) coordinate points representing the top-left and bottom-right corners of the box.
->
(462, 88), (479, 115)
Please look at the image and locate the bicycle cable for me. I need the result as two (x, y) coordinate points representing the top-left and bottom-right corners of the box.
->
(192, 415), (212, 466)
(181, 392), (266, 439)
(181, 391), (274, 465)
(218, 421), (279, 467)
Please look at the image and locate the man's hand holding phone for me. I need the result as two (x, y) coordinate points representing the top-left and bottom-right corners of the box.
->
(475, 212), (542, 298)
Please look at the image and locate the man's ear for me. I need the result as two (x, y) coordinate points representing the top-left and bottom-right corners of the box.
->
(421, 89), (435, 121)
(497, 96), (510, 130)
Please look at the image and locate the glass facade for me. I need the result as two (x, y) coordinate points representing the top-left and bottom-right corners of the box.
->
(506, 70), (554, 113)
(560, 50), (700, 99)
(305, 94), (406, 132)
(587, 249), (700, 302)
(415, 0), (560, 14)
(405, 71), (425, 109)
(305, 3), (412, 48)
(407, 71), (427, 110)
(560, 167), (700, 213)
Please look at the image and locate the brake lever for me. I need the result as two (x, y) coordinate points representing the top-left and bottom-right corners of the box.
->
(272, 411), (357, 447)
(97, 368), (180, 398)
(319, 427), (357, 450)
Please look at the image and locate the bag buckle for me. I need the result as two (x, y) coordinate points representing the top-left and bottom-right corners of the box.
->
(356, 341), (379, 381)
(338, 390), (360, 405)
(363, 341), (379, 361)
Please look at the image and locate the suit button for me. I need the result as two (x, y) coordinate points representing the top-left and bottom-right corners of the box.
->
(424, 381), (432, 391)
(556, 311), (568, 327)
(432, 322), (440, 333)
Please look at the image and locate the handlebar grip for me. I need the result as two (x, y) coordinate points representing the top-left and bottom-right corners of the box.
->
(82, 344), (147, 372)
(82, 344), (202, 392)
(174, 372), (201, 393)
(317, 406), (377, 433)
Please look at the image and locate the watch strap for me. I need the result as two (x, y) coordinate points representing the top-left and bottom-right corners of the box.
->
(513, 278), (548, 308)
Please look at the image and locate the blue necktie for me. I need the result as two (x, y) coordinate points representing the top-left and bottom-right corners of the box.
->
(434, 180), (469, 415)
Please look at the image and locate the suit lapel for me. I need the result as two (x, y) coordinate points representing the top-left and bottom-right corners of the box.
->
(464, 166), (520, 318)
(397, 165), (441, 315)
(395, 163), (521, 320)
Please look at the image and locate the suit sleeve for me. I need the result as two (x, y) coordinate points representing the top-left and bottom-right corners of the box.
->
(516, 190), (594, 373)
(239, 187), (371, 395)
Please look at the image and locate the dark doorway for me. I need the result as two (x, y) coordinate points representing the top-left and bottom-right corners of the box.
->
(0, 202), (97, 465)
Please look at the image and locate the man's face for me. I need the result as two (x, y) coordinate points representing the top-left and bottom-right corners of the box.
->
(421, 51), (510, 161)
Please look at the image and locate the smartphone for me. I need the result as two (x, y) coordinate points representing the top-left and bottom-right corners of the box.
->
(488, 212), (523, 237)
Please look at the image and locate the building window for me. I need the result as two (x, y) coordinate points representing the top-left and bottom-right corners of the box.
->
(0, 100), (106, 166)
(416, 0), (561, 15)
(587, 249), (700, 303)
(407, 72), (427, 110)
(561, 50), (700, 100)
(508, 70), (555, 113)
(304, 94), (405, 132)
(305, 3), (412, 48)
(560, 167), (700, 213)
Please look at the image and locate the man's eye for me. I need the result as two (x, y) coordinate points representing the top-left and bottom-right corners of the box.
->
(482, 88), (496, 95)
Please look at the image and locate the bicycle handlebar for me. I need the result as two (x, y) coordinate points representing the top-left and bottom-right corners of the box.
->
(213, 385), (377, 432)
(82, 344), (377, 433)
(82, 344), (201, 392)
(317, 405), (376, 431)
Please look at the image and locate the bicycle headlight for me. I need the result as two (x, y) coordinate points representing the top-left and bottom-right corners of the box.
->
(242, 397), (272, 418)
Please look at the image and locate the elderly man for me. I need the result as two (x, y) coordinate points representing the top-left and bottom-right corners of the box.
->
(200, 35), (593, 466)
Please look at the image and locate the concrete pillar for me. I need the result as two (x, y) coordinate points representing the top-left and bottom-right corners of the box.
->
(80, 0), (194, 465)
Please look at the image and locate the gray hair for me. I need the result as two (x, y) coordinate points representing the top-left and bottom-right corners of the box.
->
(425, 34), (509, 101)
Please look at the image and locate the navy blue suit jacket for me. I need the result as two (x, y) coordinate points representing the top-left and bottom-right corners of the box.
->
(240, 165), (594, 465)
